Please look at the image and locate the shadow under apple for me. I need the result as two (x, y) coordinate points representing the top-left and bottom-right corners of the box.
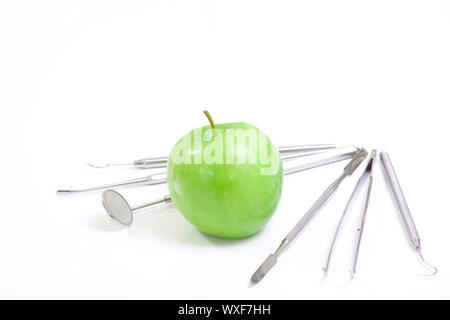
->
(90, 204), (265, 247)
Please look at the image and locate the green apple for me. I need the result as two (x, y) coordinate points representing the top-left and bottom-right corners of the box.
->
(166, 111), (283, 238)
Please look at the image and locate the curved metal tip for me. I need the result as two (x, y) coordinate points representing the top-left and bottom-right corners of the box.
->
(417, 251), (438, 277)
(87, 162), (133, 169)
(87, 163), (111, 169)
(250, 254), (277, 285)
(322, 267), (328, 277)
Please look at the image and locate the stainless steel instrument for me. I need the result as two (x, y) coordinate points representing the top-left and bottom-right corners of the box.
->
(323, 149), (376, 276)
(102, 190), (171, 226)
(250, 149), (368, 284)
(87, 144), (337, 169)
(350, 150), (376, 277)
(379, 151), (437, 276)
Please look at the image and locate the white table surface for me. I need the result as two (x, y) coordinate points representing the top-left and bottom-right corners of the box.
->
(1, 0), (449, 299)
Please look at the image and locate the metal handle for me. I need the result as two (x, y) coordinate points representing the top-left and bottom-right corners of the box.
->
(250, 150), (367, 284)
(283, 146), (359, 175)
(380, 152), (421, 250)
(57, 172), (166, 194)
(278, 175), (344, 256)
(132, 195), (172, 211)
(134, 157), (168, 169)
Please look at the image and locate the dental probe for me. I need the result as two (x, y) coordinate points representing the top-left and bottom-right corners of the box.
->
(87, 144), (337, 169)
(322, 150), (376, 276)
(250, 149), (368, 285)
(379, 152), (437, 276)
(350, 150), (376, 277)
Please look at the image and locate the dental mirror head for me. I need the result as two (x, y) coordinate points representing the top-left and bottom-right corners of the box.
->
(101, 190), (172, 227)
(102, 189), (133, 226)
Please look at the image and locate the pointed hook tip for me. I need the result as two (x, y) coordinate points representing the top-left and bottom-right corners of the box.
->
(87, 163), (110, 169)
(349, 270), (356, 279)
(417, 251), (438, 277)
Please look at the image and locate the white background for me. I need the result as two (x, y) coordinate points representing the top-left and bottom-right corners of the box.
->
(1, 1), (449, 299)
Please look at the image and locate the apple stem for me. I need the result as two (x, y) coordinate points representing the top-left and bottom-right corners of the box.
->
(203, 110), (217, 136)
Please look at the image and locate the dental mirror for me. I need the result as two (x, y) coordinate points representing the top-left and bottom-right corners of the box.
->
(102, 190), (134, 226)
(102, 190), (171, 226)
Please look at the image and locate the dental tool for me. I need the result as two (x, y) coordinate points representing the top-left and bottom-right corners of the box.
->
(379, 152), (437, 276)
(57, 172), (167, 194)
(282, 146), (359, 175)
(88, 157), (168, 170)
(250, 149), (368, 285)
(350, 150), (376, 277)
(57, 146), (360, 194)
(322, 149), (376, 276)
(87, 144), (337, 169)
(102, 189), (171, 226)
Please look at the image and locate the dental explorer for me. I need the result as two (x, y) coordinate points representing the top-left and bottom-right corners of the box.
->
(379, 151), (437, 276)
(350, 150), (376, 277)
(87, 144), (337, 169)
(57, 146), (360, 194)
(322, 149), (376, 276)
(250, 148), (368, 285)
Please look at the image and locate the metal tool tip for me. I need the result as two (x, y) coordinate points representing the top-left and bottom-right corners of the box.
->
(87, 163), (110, 169)
(417, 251), (438, 277)
(349, 270), (355, 279)
(250, 273), (263, 285)
(56, 189), (72, 193)
(370, 149), (377, 158)
(250, 254), (277, 285)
